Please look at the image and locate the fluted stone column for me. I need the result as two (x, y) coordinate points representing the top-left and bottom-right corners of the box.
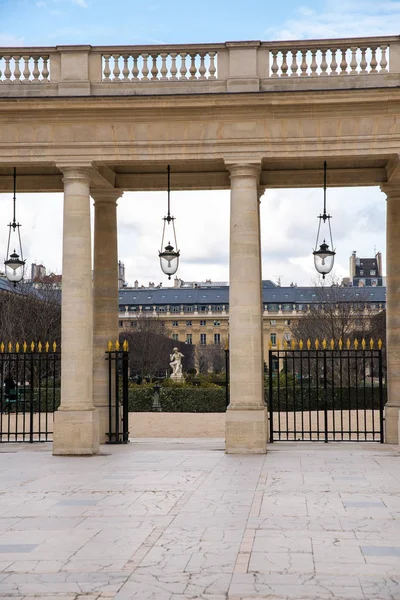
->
(92, 189), (121, 443)
(53, 167), (99, 455)
(382, 183), (400, 444)
(225, 163), (267, 454)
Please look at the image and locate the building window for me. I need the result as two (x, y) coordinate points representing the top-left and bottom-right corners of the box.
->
(284, 332), (291, 341)
(270, 333), (277, 346)
(200, 320), (206, 326)
(200, 305), (208, 312)
(358, 279), (365, 287)
(213, 320), (220, 326)
(268, 304), (278, 312)
(270, 319), (276, 326)
(119, 320), (123, 327)
(131, 321), (136, 328)
(370, 270), (376, 276)
(200, 333), (207, 345)
(359, 270), (364, 275)
(171, 306), (179, 312)
(158, 307), (166, 312)
(214, 333), (221, 345)
(213, 305), (222, 311)
(186, 320), (192, 327)
(172, 321), (179, 327)
(371, 279), (378, 287)
(285, 319), (291, 325)
(186, 334), (192, 344)
(172, 334), (179, 341)
(185, 306), (193, 312)
(283, 304), (291, 312)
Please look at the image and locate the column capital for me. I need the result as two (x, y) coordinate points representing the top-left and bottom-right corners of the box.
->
(381, 183), (400, 199)
(225, 162), (261, 180)
(91, 188), (123, 203)
(57, 165), (92, 183)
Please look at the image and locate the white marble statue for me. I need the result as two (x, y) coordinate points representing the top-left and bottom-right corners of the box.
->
(170, 347), (184, 380)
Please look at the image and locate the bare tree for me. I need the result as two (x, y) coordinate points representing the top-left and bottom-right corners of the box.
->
(120, 315), (194, 381)
(0, 283), (61, 345)
(196, 342), (227, 374)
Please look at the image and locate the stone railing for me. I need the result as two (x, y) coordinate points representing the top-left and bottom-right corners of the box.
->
(0, 36), (398, 97)
(268, 39), (389, 77)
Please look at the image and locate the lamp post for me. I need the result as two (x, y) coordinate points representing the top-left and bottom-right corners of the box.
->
(159, 165), (180, 280)
(4, 168), (25, 287)
(313, 161), (335, 279)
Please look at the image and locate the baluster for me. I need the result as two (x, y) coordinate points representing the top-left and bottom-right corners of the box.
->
(299, 50), (308, 76)
(330, 48), (338, 75)
(199, 53), (206, 79)
(122, 55), (130, 81)
(320, 49), (328, 76)
(189, 53), (197, 79)
(380, 44), (388, 73)
(179, 53), (188, 79)
(290, 50), (298, 76)
(42, 55), (49, 81)
(360, 47), (367, 74)
(13, 56), (21, 81)
(350, 46), (357, 75)
(151, 54), (159, 80)
(270, 51), (279, 77)
(112, 54), (121, 81)
(339, 47), (348, 75)
(160, 52), (168, 80)
(103, 54), (111, 81)
(370, 46), (378, 73)
(170, 52), (178, 80)
(4, 56), (11, 81)
(32, 56), (40, 81)
(0, 62), (2, 81)
(141, 53), (149, 81)
(208, 51), (216, 79)
(281, 50), (288, 77)
(132, 55), (139, 80)
(310, 49), (318, 76)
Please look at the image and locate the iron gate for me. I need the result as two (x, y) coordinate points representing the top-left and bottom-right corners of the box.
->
(105, 345), (129, 444)
(268, 343), (385, 442)
(0, 344), (60, 442)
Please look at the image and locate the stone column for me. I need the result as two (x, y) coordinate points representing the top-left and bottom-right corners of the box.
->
(225, 163), (267, 453)
(53, 167), (99, 455)
(382, 183), (400, 444)
(91, 189), (121, 443)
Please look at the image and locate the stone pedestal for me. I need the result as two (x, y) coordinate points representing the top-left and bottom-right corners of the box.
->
(53, 166), (99, 455)
(382, 183), (400, 444)
(92, 189), (121, 443)
(225, 163), (266, 454)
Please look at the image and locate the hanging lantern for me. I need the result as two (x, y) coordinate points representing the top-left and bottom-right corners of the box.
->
(313, 161), (335, 278)
(4, 168), (25, 287)
(159, 165), (180, 279)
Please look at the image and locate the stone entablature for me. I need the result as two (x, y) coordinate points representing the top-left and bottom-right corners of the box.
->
(0, 35), (398, 97)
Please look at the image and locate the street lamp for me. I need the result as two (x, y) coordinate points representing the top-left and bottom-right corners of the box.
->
(4, 168), (25, 287)
(159, 165), (180, 279)
(313, 161), (335, 279)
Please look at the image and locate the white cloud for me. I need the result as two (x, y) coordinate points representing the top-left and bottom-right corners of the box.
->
(267, 1), (400, 39)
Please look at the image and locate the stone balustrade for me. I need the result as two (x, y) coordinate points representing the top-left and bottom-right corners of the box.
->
(269, 39), (389, 77)
(0, 36), (398, 96)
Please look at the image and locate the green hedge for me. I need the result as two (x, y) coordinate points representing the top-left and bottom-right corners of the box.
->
(266, 387), (387, 411)
(128, 386), (227, 412)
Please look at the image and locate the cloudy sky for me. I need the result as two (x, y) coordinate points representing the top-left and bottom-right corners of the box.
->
(0, 0), (398, 287)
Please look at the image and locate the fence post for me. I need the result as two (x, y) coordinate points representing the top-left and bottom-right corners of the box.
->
(29, 352), (34, 443)
(268, 350), (274, 443)
(379, 350), (384, 443)
(122, 351), (129, 442)
(225, 347), (230, 409)
(323, 350), (328, 444)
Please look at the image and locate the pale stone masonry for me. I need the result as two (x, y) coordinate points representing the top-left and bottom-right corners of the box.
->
(0, 35), (399, 452)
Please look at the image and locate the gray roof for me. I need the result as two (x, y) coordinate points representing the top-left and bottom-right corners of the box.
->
(118, 281), (386, 306)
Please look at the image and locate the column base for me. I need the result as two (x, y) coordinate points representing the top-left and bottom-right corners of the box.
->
(53, 408), (100, 455)
(384, 405), (400, 444)
(225, 408), (267, 454)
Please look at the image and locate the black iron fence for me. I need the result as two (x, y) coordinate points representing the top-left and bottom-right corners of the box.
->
(268, 340), (385, 442)
(0, 342), (60, 442)
(105, 342), (129, 444)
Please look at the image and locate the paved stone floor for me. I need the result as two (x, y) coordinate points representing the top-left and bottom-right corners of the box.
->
(0, 439), (399, 600)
